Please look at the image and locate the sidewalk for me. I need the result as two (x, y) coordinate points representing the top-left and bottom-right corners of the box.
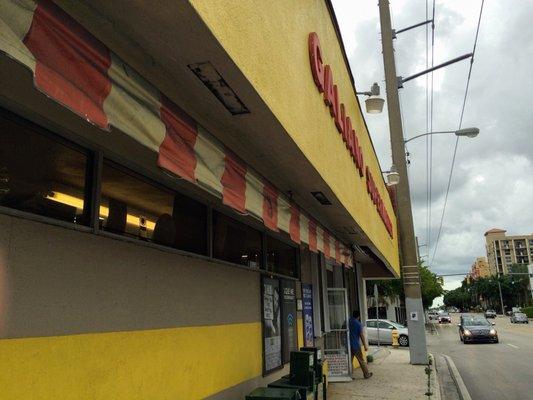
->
(328, 348), (440, 400)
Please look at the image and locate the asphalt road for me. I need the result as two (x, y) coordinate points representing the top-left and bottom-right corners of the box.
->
(427, 313), (533, 400)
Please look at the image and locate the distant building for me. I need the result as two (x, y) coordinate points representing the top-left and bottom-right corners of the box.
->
(485, 228), (533, 275)
(470, 257), (491, 279)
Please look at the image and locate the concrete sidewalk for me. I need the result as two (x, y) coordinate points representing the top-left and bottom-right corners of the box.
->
(328, 348), (440, 400)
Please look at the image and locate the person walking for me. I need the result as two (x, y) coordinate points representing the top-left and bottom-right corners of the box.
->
(349, 310), (372, 379)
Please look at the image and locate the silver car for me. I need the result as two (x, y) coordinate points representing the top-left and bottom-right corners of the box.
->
(366, 319), (409, 347)
(510, 312), (529, 324)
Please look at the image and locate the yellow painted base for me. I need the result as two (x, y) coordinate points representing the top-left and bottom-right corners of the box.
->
(0, 322), (262, 400)
(297, 317), (304, 348)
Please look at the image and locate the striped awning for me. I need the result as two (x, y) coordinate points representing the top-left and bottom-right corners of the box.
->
(0, 0), (353, 266)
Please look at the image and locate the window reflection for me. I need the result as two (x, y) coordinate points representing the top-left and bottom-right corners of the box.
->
(213, 211), (262, 267)
(0, 112), (90, 225)
(100, 161), (208, 255)
(266, 235), (297, 277)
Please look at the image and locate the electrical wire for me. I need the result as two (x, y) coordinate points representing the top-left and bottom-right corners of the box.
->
(425, 0), (430, 263)
(431, 0), (485, 265)
(428, 0), (436, 261)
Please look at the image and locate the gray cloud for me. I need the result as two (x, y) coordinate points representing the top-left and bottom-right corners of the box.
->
(333, 0), (533, 277)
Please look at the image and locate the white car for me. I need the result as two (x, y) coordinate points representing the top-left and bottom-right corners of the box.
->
(365, 319), (409, 347)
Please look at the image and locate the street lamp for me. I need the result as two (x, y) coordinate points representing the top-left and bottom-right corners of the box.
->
(382, 164), (400, 186)
(404, 127), (479, 144)
(357, 82), (385, 114)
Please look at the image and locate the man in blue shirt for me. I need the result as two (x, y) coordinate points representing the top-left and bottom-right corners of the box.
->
(349, 310), (372, 379)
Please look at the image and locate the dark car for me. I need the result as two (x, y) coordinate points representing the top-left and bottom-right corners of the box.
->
(458, 314), (498, 344)
(484, 309), (497, 319)
(438, 312), (452, 324)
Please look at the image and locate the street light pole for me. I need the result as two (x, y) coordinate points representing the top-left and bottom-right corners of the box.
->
(497, 278), (505, 315)
(378, 0), (428, 364)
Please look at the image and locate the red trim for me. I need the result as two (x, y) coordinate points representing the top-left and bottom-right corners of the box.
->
(289, 204), (301, 244)
(308, 219), (318, 253)
(158, 96), (198, 183)
(23, 0), (111, 129)
(262, 183), (279, 231)
(335, 240), (341, 264)
(323, 230), (331, 259)
(221, 151), (247, 213)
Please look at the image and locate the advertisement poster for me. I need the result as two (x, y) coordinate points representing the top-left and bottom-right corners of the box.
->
(262, 277), (281, 372)
(281, 280), (297, 361)
(302, 283), (314, 347)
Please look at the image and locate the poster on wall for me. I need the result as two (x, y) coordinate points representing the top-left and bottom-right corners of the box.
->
(302, 283), (314, 347)
(262, 277), (282, 372)
(281, 280), (297, 361)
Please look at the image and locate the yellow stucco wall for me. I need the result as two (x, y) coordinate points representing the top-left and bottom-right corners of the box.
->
(191, 0), (399, 274)
(0, 322), (262, 400)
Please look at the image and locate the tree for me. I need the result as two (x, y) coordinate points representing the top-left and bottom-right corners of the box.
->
(366, 261), (444, 309)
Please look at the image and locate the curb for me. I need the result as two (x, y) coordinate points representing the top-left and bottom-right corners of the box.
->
(428, 353), (441, 400)
(443, 355), (472, 400)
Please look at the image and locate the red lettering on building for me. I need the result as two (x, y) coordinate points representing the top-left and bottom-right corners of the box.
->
(308, 32), (324, 92)
(308, 32), (393, 238)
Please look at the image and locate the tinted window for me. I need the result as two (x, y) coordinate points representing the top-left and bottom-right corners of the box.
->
(213, 211), (262, 267)
(463, 316), (490, 326)
(367, 321), (377, 328)
(0, 112), (91, 225)
(378, 321), (393, 329)
(266, 235), (298, 277)
(100, 161), (207, 255)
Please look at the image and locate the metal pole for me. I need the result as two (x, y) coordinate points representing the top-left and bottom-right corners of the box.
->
(497, 278), (505, 315)
(378, 0), (428, 364)
(399, 53), (473, 87)
(374, 284), (380, 348)
(395, 19), (433, 35)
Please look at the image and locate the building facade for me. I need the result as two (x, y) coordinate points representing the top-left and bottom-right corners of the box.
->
(0, 1), (400, 398)
(470, 256), (491, 279)
(485, 228), (533, 275)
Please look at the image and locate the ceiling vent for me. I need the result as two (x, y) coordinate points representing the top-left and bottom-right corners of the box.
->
(188, 62), (249, 115)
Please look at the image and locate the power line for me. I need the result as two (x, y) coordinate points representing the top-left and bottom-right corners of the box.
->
(428, 0), (436, 261)
(431, 0), (485, 265)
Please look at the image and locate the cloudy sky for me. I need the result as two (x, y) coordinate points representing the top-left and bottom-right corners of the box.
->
(332, 0), (533, 297)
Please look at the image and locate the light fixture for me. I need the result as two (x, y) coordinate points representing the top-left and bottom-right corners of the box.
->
(311, 191), (332, 205)
(382, 165), (400, 186)
(455, 127), (479, 138)
(404, 127), (480, 144)
(357, 82), (385, 114)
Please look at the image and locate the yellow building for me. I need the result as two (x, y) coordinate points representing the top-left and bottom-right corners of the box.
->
(470, 257), (491, 279)
(0, 0), (400, 398)
(485, 228), (533, 275)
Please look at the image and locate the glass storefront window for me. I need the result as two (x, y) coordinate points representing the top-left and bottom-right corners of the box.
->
(100, 161), (208, 255)
(0, 111), (91, 225)
(266, 235), (298, 277)
(212, 211), (262, 267)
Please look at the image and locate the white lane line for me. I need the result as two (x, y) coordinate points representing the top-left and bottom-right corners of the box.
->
(506, 343), (519, 349)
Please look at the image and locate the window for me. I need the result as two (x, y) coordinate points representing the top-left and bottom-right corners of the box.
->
(266, 234), (298, 277)
(213, 211), (262, 267)
(100, 161), (208, 255)
(367, 321), (377, 328)
(0, 111), (91, 225)
(378, 321), (394, 329)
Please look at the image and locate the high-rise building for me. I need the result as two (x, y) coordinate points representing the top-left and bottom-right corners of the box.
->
(485, 228), (533, 275)
(470, 256), (491, 279)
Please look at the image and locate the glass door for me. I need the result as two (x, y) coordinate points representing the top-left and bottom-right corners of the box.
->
(323, 288), (352, 382)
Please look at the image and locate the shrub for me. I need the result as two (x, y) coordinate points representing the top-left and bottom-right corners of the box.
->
(522, 306), (533, 318)
(366, 354), (374, 363)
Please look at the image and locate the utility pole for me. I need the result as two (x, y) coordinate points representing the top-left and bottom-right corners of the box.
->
(497, 278), (505, 315)
(378, 0), (428, 364)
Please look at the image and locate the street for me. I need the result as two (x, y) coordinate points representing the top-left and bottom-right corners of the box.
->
(427, 313), (533, 400)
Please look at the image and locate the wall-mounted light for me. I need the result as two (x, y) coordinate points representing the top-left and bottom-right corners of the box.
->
(357, 82), (385, 114)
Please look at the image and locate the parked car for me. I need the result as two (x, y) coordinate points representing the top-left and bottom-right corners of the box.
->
(438, 312), (452, 323)
(484, 309), (497, 319)
(427, 310), (440, 321)
(458, 314), (498, 344)
(366, 319), (409, 347)
(510, 312), (529, 324)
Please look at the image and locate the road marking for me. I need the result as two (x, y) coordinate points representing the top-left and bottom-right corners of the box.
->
(506, 343), (519, 349)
